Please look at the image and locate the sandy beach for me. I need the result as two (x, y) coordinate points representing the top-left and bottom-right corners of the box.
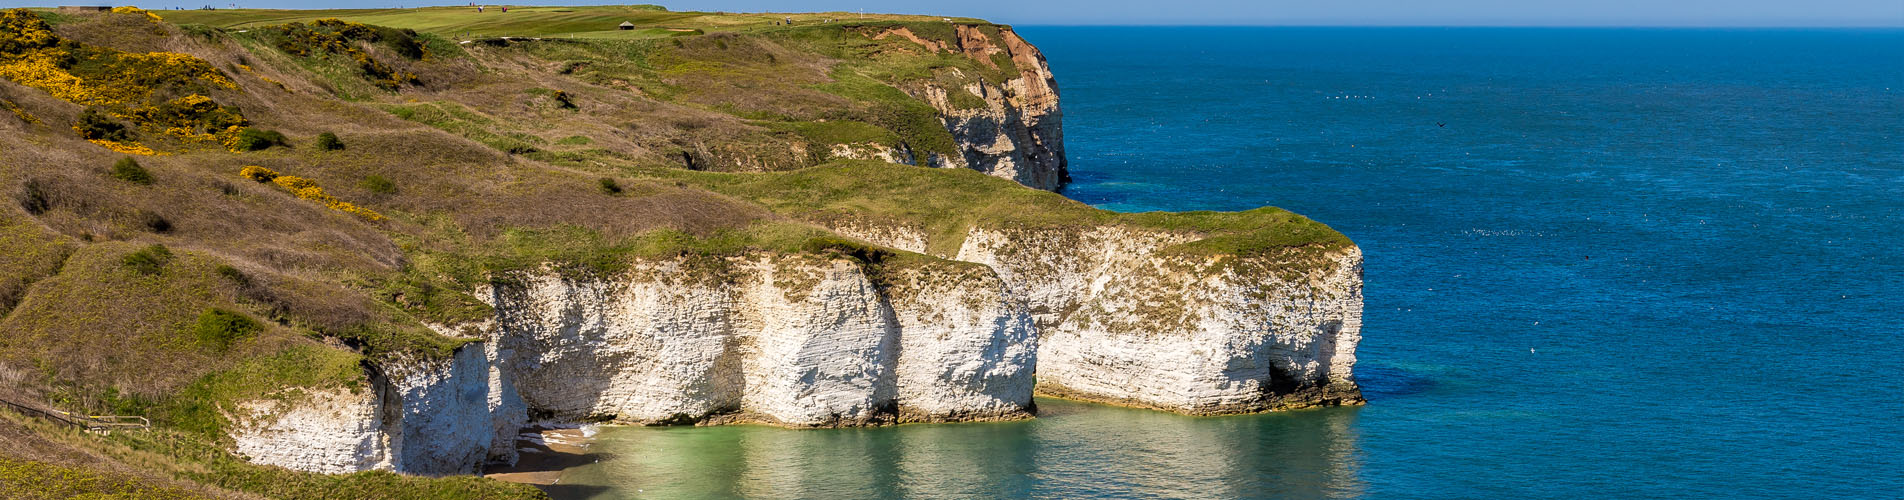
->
(485, 426), (597, 488)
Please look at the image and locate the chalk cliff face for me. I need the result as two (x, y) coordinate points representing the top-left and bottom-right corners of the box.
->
(229, 387), (384, 475)
(224, 230), (1358, 474)
(480, 255), (1036, 427)
(1030, 248), (1364, 413)
(229, 343), (524, 476)
(877, 26), (1068, 191)
(826, 224), (1365, 414)
(224, 254), (1042, 474)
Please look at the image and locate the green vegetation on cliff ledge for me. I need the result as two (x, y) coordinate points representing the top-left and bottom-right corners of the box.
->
(666, 160), (1353, 259)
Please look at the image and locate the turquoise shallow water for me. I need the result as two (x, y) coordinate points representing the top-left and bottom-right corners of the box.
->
(557, 28), (1904, 499)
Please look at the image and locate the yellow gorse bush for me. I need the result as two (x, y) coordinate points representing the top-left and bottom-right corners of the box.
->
(0, 52), (104, 105)
(240, 165), (278, 182)
(260, 173), (385, 222)
(111, 6), (163, 22)
(89, 139), (161, 156)
(0, 41), (233, 106)
(272, 175), (320, 192)
(0, 10), (57, 54)
(214, 125), (254, 152)
(0, 8), (243, 155)
(129, 94), (250, 147)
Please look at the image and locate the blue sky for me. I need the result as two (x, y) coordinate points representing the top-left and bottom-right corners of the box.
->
(12, 1), (1904, 26)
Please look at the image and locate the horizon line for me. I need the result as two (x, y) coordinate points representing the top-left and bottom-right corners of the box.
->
(1007, 23), (1904, 29)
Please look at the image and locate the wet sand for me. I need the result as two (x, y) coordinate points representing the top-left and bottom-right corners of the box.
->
(485, 427), (595, 488)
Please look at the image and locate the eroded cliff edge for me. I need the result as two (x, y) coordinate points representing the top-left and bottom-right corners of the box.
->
(876, 25), (1068, 190)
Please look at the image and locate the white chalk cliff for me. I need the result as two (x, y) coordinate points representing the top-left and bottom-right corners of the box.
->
(227, 222), (1359, 475)
(482, 255), (1036, 427)
(229, 343), (525, 476)
(828, 223), (1365, 414)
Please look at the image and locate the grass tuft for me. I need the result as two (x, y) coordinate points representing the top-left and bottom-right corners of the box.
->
(358, 174), (396, 194)
(314, 131), (344, 151)
(228, 128), (287, 151)
(121, 244), (173, 276)
(191, 308), (261, 352)
(110, 158), (153, 185)
(597, 177), (623, 195)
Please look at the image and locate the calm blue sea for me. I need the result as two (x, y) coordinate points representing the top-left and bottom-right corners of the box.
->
(562, 28), (1904, 499)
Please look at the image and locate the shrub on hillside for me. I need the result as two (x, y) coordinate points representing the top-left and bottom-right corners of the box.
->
(358, 174), (395, 194)
(240, 165), (278, 182)
(122, 244), (172, 275)
(138, 210), (171, 233)
(597, 177), (622, 195)
(228, 128), (287, 151)
(314, 132), (344, 151)
(110, 157), (153, 185)
(192, 308), (262, 351)
(17, 178), (55, 214)
(214, 264), (248, 285)
(73, 109), (132, 142)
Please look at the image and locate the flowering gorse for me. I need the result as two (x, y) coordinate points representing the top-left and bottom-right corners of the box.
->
(253, 171), (385, 221)
(89, 139), (161, 156)
(240, 165), (279, 182)
(110, 6), (164, 22)
(0, 8), (244, 155)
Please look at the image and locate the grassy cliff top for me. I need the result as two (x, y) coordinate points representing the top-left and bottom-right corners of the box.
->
(666, 160), (1353, 259)
(157, 5), (991, 40)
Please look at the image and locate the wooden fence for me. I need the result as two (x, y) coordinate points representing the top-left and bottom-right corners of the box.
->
(0, 397), (149, 433)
